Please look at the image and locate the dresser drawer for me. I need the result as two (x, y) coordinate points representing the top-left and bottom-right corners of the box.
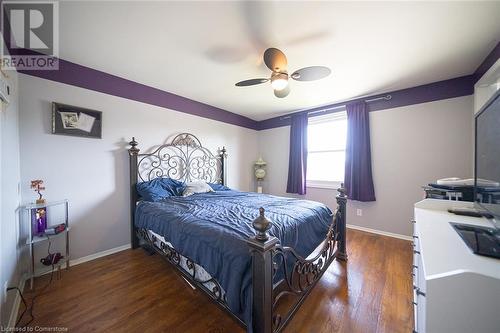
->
(416, 289), (426, 333)
(413, 288), (418, 332)
(412, 218), (426, 332)
(412, 219), (420, 289)
(413, 270), (427, 332)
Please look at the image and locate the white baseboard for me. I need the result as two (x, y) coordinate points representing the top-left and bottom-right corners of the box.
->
(34, 244), (132, 277)
(347, 224), (412, 241)
(7, 274), (26, 328)
(69, 244), (131, 266)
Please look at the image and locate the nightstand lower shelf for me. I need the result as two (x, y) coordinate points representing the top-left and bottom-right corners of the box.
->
(33, 258), (69, 280)
(27, 226), (71, 245)
(23, 199), (71, 289)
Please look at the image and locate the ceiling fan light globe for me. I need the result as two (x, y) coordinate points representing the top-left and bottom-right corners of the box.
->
(271, 73), (289, 91)
(272, 79), (288, 91)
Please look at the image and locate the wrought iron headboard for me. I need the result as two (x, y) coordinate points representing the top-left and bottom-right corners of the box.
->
(128, 133), (227, 248)
(133, 133), (226, 184)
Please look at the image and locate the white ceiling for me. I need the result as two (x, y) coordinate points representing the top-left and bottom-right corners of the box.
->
(58, 1), (500, 121)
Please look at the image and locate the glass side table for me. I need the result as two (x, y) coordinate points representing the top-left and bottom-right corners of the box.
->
(23, 199), (70, 289)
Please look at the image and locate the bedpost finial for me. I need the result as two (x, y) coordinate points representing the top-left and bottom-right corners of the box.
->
(337, 183), (346, 198)
(129, 137), (139, 154)
(220, 146), (227, 156)
(336, 183), (347, 208)
(253, 207), (272, 241)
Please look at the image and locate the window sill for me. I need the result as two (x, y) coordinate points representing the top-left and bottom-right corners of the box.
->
(306, 180), (343, 190)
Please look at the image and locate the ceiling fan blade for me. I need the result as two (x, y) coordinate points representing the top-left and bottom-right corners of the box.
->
(235, 78), (269, 87)
(274, 85), (290, 98)
(264, 48), (287, 72)
(291, 66), (331, 81)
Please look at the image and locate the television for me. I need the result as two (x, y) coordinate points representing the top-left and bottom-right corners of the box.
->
(474, 89), (500, 227)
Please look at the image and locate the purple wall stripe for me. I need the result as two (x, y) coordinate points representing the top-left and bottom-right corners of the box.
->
(258, 75), (475, 130)
(17, 58), (476, 132)
(18, 58), (260, 130)
(14, 40), (498, 131)
(473, 41), (500, 83)
(259, 41), (500, 130)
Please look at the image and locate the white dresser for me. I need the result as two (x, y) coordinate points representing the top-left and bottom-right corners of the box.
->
(412, 199), (500, 333)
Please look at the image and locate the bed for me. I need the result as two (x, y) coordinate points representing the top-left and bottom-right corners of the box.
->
(128, 133), (347, 333)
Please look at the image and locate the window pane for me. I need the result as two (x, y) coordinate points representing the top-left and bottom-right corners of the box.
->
(308, 118), (347, 151)
(307, 151), (345, 181)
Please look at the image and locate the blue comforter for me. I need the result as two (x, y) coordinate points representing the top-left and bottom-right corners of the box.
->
(135, 190), (332, 331)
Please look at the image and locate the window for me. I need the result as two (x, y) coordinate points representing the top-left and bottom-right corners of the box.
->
(307, 112), (347, 188)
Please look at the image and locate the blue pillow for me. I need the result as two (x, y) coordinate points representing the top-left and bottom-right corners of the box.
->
(136, 178), (185, 202)
(208, 183), (230, 191)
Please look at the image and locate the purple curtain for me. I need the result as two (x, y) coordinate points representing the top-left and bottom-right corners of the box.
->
(286, 113), (308, 195)
(344, 102), (376, 201)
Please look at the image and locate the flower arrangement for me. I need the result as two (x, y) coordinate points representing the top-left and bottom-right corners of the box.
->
(31, 179), (46, 204)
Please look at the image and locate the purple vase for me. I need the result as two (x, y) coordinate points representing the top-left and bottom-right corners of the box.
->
(31, 207), (47, 235)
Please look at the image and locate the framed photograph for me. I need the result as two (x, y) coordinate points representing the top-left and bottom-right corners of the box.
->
(52, 103), (102, 139)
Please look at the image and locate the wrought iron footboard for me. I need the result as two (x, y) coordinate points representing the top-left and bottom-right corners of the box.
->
(247, 187), (347, 333)
(271, 214), (339, 331)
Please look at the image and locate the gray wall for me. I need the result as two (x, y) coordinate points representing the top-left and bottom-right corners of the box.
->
(258, 96), (474, 236)
(0, 67), (21, 326)
(18, 74), (259, 261)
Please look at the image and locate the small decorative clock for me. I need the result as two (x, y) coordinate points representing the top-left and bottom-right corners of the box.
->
(254, 157), (267, 193)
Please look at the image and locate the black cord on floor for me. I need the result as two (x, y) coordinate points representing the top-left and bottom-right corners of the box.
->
(6, 286), (28, 327)
(7, 237), (57, 328)
(25, 263), (54, 327)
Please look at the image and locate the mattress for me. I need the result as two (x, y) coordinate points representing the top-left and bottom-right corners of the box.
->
(135, 189), (333, 331)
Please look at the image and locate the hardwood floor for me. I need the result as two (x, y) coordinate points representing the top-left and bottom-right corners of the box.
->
(18, 229), (413, 333)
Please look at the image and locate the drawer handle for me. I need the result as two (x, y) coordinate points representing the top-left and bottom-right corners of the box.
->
(410, 219), (416, 224)
(412, 235), (419, 239)
(413, 250), (420, 254)
(412, 265), (418, 269)
(416, 288), (426, 297)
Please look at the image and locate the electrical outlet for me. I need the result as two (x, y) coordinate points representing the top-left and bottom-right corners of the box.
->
(356, 209), (362, 216)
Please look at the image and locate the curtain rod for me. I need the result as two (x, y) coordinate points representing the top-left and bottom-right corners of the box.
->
(279, 94), (392, 120)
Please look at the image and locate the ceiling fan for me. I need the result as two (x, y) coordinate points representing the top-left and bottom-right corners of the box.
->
(235, 47), (331, 98)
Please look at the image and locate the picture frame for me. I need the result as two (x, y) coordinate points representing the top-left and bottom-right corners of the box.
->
(52, 102), (102, 139)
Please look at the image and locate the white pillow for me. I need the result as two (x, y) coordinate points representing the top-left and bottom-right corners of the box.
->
(182, 180), (214, 197)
